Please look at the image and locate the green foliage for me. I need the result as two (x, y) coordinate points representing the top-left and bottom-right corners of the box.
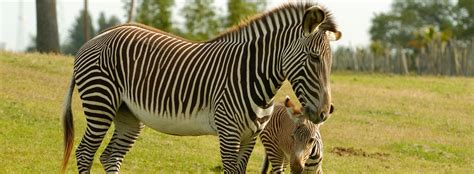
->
(226, 0), (266, 27)
(130, 0), (268, 40)
(97, 12), (121, 33)
(370, 0), (474, 49)
(455, 0), (474, 39)
(135, 0), (174, 32)
(62, 10), (95, 55)
(182, 0), (222, 41)
(369, 40), (385, 56)
(62, 11), (120, 55)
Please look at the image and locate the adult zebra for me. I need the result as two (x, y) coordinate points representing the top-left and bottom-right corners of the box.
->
(61, 2), (341, 173)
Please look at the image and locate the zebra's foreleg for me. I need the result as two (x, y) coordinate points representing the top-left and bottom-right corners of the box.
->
(217, 127), (240, 173)
(268, 150), (287, 173)
(236, 135), (257, 171)
(303, 137), (323, 174)
(100, 106), (144, 173)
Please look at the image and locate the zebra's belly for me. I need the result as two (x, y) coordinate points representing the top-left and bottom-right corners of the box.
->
(123, 99), (217, 136)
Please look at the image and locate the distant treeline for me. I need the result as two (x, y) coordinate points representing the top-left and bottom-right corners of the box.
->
(336, 0), (474, 76)
(333, 39), (474, 76)
(28, 0), (266, 55)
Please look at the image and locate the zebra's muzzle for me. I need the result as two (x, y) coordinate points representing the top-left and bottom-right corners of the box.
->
(319, 104), (334, 123)
(304, 103), (334, 124)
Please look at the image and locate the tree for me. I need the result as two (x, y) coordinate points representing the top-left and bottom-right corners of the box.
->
(62, 10), (95, 55)
(36, 0), (60, 53)
(182, 0), (222, 41)
(127, 0), (135, 22)
(121, 0), (135, 22)
(226, 0), (266, 27)
(97, 12), (121, 33)
(136, 0), (174, 32)
(455, 0), (474, 40)
(83, 0), (90, 41)
(369, 0), (457, 48)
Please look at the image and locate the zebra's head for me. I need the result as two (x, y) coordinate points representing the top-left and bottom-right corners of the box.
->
(283, 5), (340, 124)
(284, 98), (322, 174)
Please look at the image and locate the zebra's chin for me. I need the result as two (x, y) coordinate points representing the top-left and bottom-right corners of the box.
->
(122, 99), (218, 136)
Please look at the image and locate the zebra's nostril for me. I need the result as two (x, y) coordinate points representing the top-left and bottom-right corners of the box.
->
(329, 104), (334, 114)
(319, 112), (325, 121)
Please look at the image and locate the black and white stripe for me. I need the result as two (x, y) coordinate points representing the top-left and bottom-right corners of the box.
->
(260, 100), (323, 174)
(61, 2), (339, 173)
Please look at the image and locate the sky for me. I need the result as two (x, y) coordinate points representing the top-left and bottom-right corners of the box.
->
(0, 0), (393, 52)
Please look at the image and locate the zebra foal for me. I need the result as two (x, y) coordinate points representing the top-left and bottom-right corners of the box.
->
(61, 2), (340, 173)
(260, 97), (326, 174)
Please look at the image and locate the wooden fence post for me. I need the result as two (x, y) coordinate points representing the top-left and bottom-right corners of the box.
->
(400, 50), (409, 75)
(352, 49), (359, 71)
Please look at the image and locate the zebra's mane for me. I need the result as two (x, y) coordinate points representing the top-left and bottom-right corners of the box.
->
(97, 2), (337, 43)
(208, 2), (338, 42)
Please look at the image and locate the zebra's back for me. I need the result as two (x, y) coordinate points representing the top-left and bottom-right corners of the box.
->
(73, 24), (235, 135)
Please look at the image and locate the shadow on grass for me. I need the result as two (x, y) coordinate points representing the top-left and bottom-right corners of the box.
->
(211, 165), (223, 173)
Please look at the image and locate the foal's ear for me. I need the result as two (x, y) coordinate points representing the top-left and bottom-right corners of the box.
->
(284, 96), (301, 113)
(302, 6), (326, 36)
(284, 96), (294, 108)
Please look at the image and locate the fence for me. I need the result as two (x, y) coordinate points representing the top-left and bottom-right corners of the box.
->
(332, 40), (474, 76)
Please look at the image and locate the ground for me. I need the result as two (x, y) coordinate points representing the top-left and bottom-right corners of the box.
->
(0, 51), (472, 173)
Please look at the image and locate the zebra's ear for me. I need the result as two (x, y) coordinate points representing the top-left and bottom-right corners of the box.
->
(326, 30), (342, 41)
(303, 6), (325, 36)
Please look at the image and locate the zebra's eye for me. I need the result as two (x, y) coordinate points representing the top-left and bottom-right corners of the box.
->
(309, 52), (320, 62)
(308, 138), (316, 144)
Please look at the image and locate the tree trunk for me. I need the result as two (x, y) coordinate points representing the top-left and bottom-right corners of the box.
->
(127, 0), (135, 23)
(84, 0), (89, 42)
(36, 0), (60, 53)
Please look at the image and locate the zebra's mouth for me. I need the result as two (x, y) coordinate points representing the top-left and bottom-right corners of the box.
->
(302, 102), (334, 124)
(301, 105), (317, 123)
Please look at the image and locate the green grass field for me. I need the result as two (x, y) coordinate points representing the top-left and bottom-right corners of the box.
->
(0, 51), (473, 173)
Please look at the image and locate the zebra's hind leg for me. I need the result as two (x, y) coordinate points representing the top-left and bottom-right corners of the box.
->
(76, 99), (116, 173)
(100, 105), (144, 173)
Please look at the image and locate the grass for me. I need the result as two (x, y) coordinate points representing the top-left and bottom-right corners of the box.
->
(0, 51), (473, 173)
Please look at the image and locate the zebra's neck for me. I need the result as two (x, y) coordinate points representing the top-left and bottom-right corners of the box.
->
(204, 6), (306, 109)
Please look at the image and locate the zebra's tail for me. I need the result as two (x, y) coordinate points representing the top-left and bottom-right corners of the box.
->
(261, 154), (269, 174)
(61, 75), (75, 174)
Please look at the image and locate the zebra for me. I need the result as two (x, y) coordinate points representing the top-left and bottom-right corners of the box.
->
(61, 2), (341, 173)
(260, 97), (325, 174)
